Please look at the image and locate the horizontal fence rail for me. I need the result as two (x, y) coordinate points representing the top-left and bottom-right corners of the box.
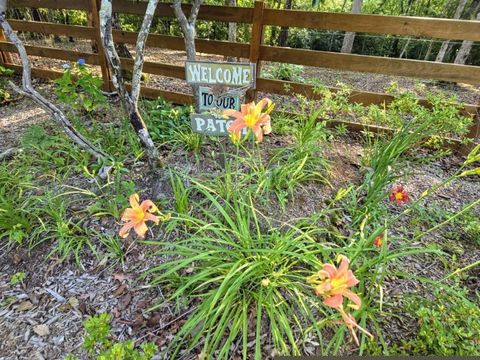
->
(2, 0), (479, 150)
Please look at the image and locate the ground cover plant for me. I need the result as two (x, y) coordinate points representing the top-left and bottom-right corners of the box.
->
(0, 72), (479, 359)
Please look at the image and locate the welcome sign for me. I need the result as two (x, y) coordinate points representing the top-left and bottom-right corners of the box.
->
(190, 114), (248, 136)
(186, 61), (256, 88)
(198, 86), (240, 111)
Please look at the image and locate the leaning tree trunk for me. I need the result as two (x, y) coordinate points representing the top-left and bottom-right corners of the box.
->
(454, 0), (480, 64)
(172, 0), (203, 110)
(0, 0), (110, 176)
(341, 0), (363, 53)
(435, 0), (468, 62)
(99, 0), (160, 170)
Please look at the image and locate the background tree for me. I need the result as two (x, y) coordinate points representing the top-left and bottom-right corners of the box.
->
(278, 0), (293, 46)
(435, 0), (468, 62)
(454, 0), (480, 64)
(172, 0), (203, 108)
(340, 0), (363, 53)
(226, 0), (237, 61)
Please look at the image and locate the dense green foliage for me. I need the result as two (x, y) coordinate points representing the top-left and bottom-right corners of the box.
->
(54, 60), (107, 114)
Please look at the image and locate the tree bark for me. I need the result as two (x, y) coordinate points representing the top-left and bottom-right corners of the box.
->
(99, 0), (160, 169)
(226, 0), (236, 61)
(172, 0), (203, 110)
(278, 0), (292, 47)
(113, 13), (133, 59)
(340, 0), (363, 53)
(0, 0), (109, 169)
(435, 0), (468, 62)
(454, 0), (480, 64)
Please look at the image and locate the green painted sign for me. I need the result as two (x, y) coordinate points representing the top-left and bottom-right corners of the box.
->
(198, 86), (240, 111)
(190, 114), (247, 136)
(185, 61), (256, 88)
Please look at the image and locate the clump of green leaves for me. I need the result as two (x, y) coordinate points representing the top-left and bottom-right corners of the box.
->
(369, 288), (480, 355)
(146, 186), (329, 358)
(80, 313), (157, 360)
(262, 62), (305, 82)
(55, 60), (107, 113)
(0, 65), (14, 104)
(9, 272), (26, 285)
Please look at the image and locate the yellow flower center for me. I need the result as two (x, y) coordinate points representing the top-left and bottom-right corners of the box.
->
(132, 207), (146, 222)
(244, 113), (258, 128)
(331, 276), (347, 293)
(395, 192), (404, 201)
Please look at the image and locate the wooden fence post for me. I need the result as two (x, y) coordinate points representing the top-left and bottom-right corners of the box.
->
(90, 0), (112, 91)
(246, 0), (264, 103)
(0, 29), (13, 64)
(460, 108), (480, 155)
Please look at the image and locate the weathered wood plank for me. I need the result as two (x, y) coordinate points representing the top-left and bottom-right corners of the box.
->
(8, 20), (96, 39)
(112, 30), (249, 58)
(0, 41), (100, 65)
(260, 46), (480, 85)
(263, 9), (480, 42)
(112, 1), (253, 23)
(119, 57), (185, 78)
(12, 0), (89, 11)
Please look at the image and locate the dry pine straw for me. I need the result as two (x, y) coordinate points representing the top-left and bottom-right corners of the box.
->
(0, 79), (479, 359)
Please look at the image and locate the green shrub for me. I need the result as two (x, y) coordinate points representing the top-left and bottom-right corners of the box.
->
(262, 62), (305, 83)
(368, 288), (480, 355)
(55, 60), (107, 113)
(0, 65), (14, 104)
(70, 314), (157, 360)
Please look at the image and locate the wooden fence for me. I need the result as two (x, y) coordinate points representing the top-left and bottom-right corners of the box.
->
(1, 0), (479, 150)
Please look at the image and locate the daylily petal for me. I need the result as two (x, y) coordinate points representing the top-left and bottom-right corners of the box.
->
(119, 222), (135, 238)
(336, 255), (350, 277)
(252, 125), (263, 143)
(223, 109), (242, 119)
(121, 208), (140, 222)
(133, 222), (149, 238)
(343, 289), (362, 309)
(315, 281), (333, 296)
(144, 213), (160, 224)
(323, 294), (343, 309)
(322, 263), (338, 279)
(228, 119), (247, 134)
(140, 199), (158, 213)
(129, 193), (140, 208)
(345, 270), (359, 287)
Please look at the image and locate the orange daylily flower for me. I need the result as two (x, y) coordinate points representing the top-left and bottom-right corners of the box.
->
(223, 98), (274, 143)
(308, 255), (373, 345)
(307, 255), (362, 310)
(373, 233), (384, 248)
(389, 185), (409, 205)
(119, 193), (160, 239)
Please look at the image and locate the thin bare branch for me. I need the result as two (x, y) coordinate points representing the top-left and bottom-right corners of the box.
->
(99, 0), (160, 169)
(0, 4), (108, 163)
